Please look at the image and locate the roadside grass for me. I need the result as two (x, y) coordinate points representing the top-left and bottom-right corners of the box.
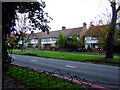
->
(58, 51), (104, 55)
(12, 50), (120, 67)
(56, 51), (120, 56)
(12, 50), (105, 61)
(6, 64), (84, 89)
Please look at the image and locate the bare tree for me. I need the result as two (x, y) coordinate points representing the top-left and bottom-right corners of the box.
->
(105, 0), (120, 58)
(89, 8), (111, 49)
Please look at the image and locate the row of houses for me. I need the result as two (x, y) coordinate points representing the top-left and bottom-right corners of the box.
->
(18, 22), (120, 50)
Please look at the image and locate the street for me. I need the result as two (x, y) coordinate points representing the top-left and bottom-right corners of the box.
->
(11, 54), (119, 89)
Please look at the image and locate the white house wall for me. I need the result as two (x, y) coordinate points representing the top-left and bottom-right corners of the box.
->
(18, 38), (38, 47)
(84, 36), (98, 49)
(30, 39), (38, 44)
(41, 41), (56, 45)
(41, 38), (57, 47)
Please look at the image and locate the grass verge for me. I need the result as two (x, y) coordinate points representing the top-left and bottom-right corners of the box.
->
(12, 50), (120, 67)
(6, 64), (84, 89)
(55, 51), (120, 56)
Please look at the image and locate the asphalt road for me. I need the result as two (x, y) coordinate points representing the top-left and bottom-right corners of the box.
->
(11, 54), (120, 89)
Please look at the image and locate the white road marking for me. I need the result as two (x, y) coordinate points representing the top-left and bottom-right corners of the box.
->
(12, 56), (16, 58)
(65, 65), (76, 68)
(31, 60), (37, 61)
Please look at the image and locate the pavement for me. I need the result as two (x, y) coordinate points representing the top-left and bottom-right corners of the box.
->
(2, 74), (25, 89)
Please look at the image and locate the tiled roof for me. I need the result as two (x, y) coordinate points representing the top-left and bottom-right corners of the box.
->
(41, 27), (84, 39)
(24, 27), (85, 39)
(84, 25), (109, 37)
(25, 32), (42, 39)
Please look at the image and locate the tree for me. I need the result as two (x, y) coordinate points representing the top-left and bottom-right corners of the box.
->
(89, 8), (112, 49)
(57, 32), (83, 51)
(113, 24), (120, 52)
(89, 3), (120, 57)
(105, 0), (120, 58)
(57, 32), (67, 49)
(72, 33), (83, 50)
(27, 40), (32, 48)
(7, 34), (20, 50)
(88, 24), (110, 49)
(2, 2), (51, 72)
(15, 13), (34, 51)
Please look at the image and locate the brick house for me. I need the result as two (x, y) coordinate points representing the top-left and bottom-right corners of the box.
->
(84, 25), (109, 50)
(40, 23), (88, 49)
(84, 23), (120, 50)
(18, 32), (43, 48)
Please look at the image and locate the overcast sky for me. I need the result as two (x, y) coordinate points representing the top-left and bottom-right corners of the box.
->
(41, 0), (112, 31)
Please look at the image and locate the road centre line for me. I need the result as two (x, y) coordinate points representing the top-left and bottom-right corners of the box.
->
(30, 60), (38, 61)
(65, 65), (76, 68)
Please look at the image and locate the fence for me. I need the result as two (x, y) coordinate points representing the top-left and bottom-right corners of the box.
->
(2, 63), (119, 89)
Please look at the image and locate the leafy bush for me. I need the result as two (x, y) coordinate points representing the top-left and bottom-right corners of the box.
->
(27, 42), (32, 48)
(57, 33), (83, 51)
(49, 46), (55, 51)
(77, 48), (87, 52)
(101, 43), (107, 50)
(58, 32), (67, 49)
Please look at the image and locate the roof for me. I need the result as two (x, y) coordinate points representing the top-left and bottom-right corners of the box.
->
(25, 32), (42, 39)
(84, 25), (109, 37)
(41, 27), (84, 39)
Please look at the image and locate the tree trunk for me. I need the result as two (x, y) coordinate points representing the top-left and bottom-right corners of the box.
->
(21, 32), (24, 51)
(105, 2), (117, 59)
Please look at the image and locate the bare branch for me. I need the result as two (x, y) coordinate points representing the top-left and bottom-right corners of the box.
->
(108, 0), (112, 4)
(117, 6), (120, 13)
(108, 0), (111, 3)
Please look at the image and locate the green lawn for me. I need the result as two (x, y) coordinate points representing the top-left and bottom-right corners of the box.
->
(57, 51), (120, 56)
(12, 50), (105, 61)
(12, 50), (120, 67)
(6, 64), (84, 89)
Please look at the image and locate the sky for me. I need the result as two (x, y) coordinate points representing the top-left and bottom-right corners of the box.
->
(40, 0), (112, 31)
(15, 0), (120, 34)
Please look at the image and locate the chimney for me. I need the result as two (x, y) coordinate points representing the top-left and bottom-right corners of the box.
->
(90, 22), (94, 27)
(62, 26), (66, 30)
(83, 22), (87, 27)
(31, 31), (34, 34)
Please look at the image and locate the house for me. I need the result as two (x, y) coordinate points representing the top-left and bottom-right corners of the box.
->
(40, 23), (88, 49)
(18, 32), (43, 48)
(84, 25), (109, 49)
(84, 23), (120, 50)
(18, 23), (88, 49)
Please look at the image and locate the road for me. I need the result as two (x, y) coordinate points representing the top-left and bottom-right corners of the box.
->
(11, 54), (120, 89)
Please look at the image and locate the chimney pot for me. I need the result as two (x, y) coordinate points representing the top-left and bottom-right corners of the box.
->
(83, 22), (87, 27)
(62, 26), (66, 30)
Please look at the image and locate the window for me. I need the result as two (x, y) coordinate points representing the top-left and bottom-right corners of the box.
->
(41, 44), (44, 47)
(41, 39), (47, 42)
(85, 37), (91, 41)
(36, 40), (38, 43)
(31, 39), (35, 42)
(95, 45), (98, 48)
(91, 37), (97, 40)
(49, 38), (57, 41)
(49, 38), (51, 41)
